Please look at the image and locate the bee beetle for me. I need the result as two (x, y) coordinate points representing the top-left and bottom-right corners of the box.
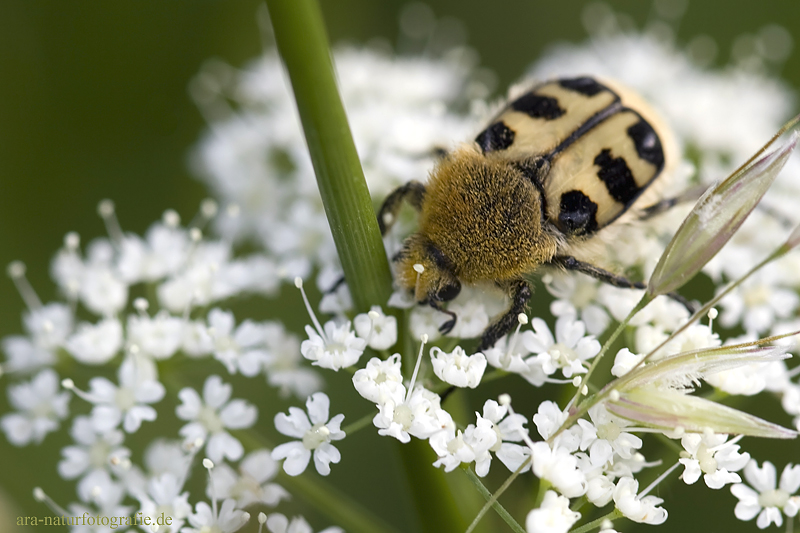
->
(379, 76), (693, 352)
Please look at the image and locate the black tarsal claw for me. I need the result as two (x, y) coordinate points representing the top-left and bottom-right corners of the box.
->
(429, 302), (457, 334)
(439, 318), (456, 334)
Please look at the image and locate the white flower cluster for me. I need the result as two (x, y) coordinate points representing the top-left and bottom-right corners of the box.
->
(0, 206), (334, 532)
(6, 3), (800, 533)
(190, 42), (486, 285)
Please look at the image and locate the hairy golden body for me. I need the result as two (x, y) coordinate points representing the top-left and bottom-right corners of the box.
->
(396, 149), (558, 300)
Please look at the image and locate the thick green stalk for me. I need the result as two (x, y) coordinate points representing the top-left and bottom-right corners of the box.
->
(266, 3), (468, 532)
(266, 0), (392, 311)
(397, 439), (469, 533)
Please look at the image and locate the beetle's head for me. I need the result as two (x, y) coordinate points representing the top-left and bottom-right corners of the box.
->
(395, 235), (461, 333)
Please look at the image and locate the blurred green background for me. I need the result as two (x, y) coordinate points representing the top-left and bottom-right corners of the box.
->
(1, 0), (799, 531)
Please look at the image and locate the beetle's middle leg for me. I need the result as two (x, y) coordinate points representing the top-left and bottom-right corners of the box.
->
(377, 180), (426, 235)
(550, 255), (696, 312)
(477, 279), (531, 352)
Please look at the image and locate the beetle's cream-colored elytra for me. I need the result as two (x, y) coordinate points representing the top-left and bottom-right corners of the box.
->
(378, 76), (682, 351)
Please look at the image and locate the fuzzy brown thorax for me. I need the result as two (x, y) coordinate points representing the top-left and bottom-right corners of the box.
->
(395, 148), (559, 301)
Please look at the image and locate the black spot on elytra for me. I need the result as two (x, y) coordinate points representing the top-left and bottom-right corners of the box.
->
(559, 190), (599, 235)
(627, 119), (665, 170)
(593, 148), (640, 205)
(511, 93), (565, 120)
(475, 121), (515, 152)
(559, 77), (606, 96)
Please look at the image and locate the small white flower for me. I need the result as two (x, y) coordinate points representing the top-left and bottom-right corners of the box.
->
(208, 449), (288, 508)
(208, 308), (268, 376)
(353, 306), (398, 350)
(127, 310), (184, 360)
(610, 348), (644, 378)
(58, 415), (129, 481)
(64, 318), (123, 365)
(479, 400), (530, 473)
(408, 305), (446, 342)
(530, 441), (587, 498)
(1, 335), (55, 374)
(731, 460), (800, 528)
(137, 472), (192, 533)
(525, 490), (581, 533)
(718, 271), (799, 335)
(88, 355), (165, 433)
(156, 240), (234, 312)
(533, 401), (568, 442)
(76, 468), (126, 507)
(445, 298), (489, 338)
(79, 263), (129, 316)
(483, 332), (534, 375)
(265, 513), (344, 533)
(23, 302), (73, 349)
(523, 314), (600, 378)
(182, 319), (215, 358)
(271, 392), (345, 476)
(117, 222), (190, 283)
(636, 322), (720, 361)
(183, 498), (249, 533)
(352, 354), (404, 405)
(462, 414), (499, 477)
(577, 404), (642, 468)
(679, 433), (750, 489)
(143, 439), (193, 482)
(613, 476), (667, 525)
(584, 470), (616, 507)
(430, 427), (476, 473)
(372, 386), (453, 443)
(430, 346), (486, 389)
(300, 320), (366, 371)
(545, 271), (609, 335)
(1, 368), (70, 446)
(176, 375), (257, 463)
(263, 322), (322, 399)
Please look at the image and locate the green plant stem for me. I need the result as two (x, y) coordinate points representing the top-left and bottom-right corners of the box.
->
(397, 438), (469, 533)
(341, 411), (375, 435)
(463, 467), (525, 533)
(570, 293), (650, 407)
(570, 509), (623, 533)
(551, 293), (651, 443)
(266, 0), (392, 312)
(470, 458), (531, 530)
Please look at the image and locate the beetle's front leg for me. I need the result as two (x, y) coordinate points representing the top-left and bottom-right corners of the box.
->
(477, 279), (531, 352)
(377, 180), (426, 235)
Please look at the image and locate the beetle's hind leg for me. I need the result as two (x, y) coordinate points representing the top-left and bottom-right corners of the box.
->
(378, 181), (426, 235)
(550, 255), (696, 313)
(477, 279), (531, 352)
(321, 181), (427, 295)
(638, 184), (707, 220)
